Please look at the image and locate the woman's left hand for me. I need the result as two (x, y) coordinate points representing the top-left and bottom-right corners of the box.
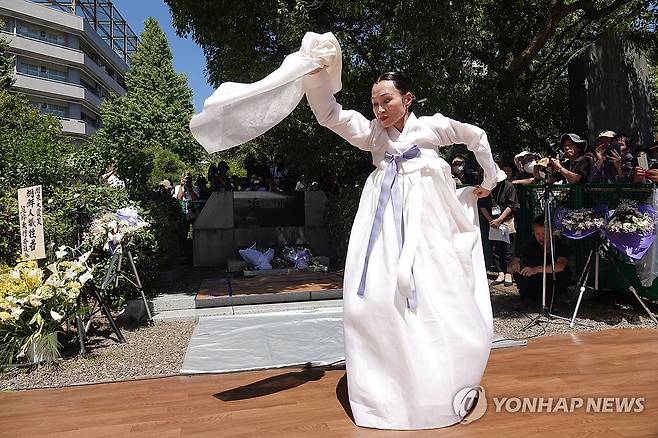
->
(473, 186), (491, 198)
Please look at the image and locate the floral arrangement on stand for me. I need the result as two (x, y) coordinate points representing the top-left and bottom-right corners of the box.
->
(604, 199), (657, 260)
(0, 248), (93, 365)
(87, 207), (149, 254)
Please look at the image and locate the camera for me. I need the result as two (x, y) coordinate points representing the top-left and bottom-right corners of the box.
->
(606, 141), (622, 157)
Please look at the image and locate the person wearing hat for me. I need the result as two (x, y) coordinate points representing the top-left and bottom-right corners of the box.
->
(158, 179), (173, 197)
(588, 131), (635, 183)
(450, 155), (479, 186)
(478, 167), (519, 286)
(549, 133), (591, 184)
(512, 151), (540, 185)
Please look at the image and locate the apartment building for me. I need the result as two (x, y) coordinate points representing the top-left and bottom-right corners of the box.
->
(0, 0), (137, 142)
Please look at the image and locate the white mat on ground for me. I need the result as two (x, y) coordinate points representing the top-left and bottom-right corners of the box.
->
(180, 309), (526, 374)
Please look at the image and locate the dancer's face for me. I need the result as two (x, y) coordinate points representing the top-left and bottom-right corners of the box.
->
(371, 80), (412, 131)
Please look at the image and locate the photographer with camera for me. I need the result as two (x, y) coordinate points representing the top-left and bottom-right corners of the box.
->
(549, 133), (591, 184)
(174, 173), (199, 201)
(588, 132), (636, 183)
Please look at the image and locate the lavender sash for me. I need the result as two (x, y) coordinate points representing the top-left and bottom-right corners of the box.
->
(357, 145), (421, 309)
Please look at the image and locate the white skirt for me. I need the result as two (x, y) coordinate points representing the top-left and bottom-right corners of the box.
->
(342, 157), (493, 430)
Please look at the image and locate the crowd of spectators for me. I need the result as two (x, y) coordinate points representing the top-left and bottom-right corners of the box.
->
(153, 131), (657, 309)
(156, 155), (363, 208)
(455, 131), (658, 310)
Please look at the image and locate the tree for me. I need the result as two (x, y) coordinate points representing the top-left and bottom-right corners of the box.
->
(0, 92), (76, 191)
(166, 0), (656, 174)
(96, 17), (202, 193)
(0, 21), (15, 89)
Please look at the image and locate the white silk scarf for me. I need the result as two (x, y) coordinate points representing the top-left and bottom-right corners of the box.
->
(190, 32), (342, 153)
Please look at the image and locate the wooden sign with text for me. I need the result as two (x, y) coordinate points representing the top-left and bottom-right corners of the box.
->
(17, 185), (46, 260)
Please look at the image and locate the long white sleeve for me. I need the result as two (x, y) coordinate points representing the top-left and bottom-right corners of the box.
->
(303, 70), (374, 151)
(427, 114), (498, 190)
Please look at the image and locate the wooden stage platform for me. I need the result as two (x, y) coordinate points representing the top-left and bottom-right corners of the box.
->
(1, 328), (657, 437)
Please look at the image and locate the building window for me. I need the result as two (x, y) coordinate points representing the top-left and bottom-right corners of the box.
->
(18, 61), (68, 82)
(32, 101), (68, 118)
(17, 22), (66, 46)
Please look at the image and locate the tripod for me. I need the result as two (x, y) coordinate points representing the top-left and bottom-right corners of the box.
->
(569, 236), (658, 327)
(522, 181), (572, 331)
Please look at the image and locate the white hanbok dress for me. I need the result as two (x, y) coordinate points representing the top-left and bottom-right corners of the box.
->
(304, 70), (498, 430)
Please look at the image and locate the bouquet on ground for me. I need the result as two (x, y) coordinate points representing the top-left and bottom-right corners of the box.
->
(239, 244), (274, 270)
(554, 206), (607, 239)
(604, 199), (657, 260)
(280, 246), (312, 270)
(0, 248), (93, 365)
(87, 207), (149, 254)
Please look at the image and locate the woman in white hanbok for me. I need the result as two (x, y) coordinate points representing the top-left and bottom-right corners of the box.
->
(303, 69), (498, 430)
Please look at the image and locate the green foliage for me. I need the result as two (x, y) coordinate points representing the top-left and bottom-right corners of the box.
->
(0, 92), (76, 191)
(166, 0), (656, 170)
(96, 17), (203, 194)
(0, 21), (14, 89)
(324, 186), (363, 265)
(0, 184), (177, 309)
(0, 192), (20, 264)
(146, 145), (187, 188)
(42, 185), (166, 307)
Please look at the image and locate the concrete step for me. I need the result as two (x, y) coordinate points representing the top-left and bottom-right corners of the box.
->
(151, 293), (196, 313)
(153, 299), (343, 321)
(195, 288), (343, 308)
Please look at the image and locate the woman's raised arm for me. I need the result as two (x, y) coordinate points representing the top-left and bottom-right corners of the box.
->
(304, 69), (375, 151)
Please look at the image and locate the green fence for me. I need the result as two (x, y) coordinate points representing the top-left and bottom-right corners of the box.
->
(515, 183), (658, 299)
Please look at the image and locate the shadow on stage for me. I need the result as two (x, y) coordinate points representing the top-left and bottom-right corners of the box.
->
(213, 364), (355, 423)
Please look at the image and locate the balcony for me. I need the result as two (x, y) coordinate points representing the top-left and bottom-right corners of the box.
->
(60, 117), (97, 137)
(13, 73), (102, 111)
(1, 30), (82, 64)
(3, 30), (126, 96)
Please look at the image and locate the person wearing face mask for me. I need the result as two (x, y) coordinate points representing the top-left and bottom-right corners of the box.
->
(512, 151), (540, 185)
(451, 155), (478, 186)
